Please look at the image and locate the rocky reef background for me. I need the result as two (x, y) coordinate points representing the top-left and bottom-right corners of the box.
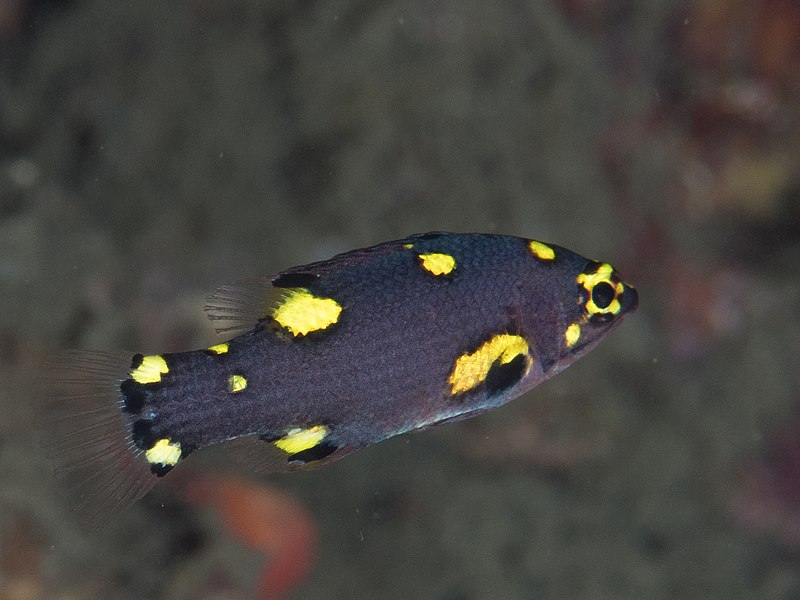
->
(2, 1), (800, 598)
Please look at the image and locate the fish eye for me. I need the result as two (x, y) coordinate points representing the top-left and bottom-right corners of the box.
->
(591, 282), (616, 310)
(576, 262), (625, 322)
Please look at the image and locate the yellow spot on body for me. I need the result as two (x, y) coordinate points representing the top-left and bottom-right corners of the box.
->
(565, 323), (581, 347)
(145, 438), (181, 466)
(207, 342), (229, 354)
(403, 243), (414, 249)
(274, 425), (329, 454)
(272, 288), (342, 336)
(577, 263), (624, 315)
(228, 374), (247, 393)
(131, 355), (169, 384)
(448, 334), (530, 395)
(418, 253), (456, 276)
(528, 240), (555, 260)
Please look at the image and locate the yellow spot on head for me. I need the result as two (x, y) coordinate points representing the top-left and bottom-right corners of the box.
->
(145, 438), (181, 466)
(228, 374), (247, 393)
(418, 253), (456, 276)
(565, 323), (581, 348)
(207, 342), (229, 354)
(449, 334), (530, 395)
(578, 262), (614, 285)
(272, 288), (343, 336)
(274, 425), (329, 454)
(131, 355), (169, 384)
(577, 263), (624, 316)
(528, 240), (555, 261)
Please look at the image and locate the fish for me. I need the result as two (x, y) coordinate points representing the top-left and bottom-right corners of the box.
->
(39, 232), (637, 527)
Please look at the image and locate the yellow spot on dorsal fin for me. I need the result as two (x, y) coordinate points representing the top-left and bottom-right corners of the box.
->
(145, 438), (181, 466)
(528, 240), (555, 261)
(272, 289), (343, 336)
(131, 355), (169, 384)
(565, 323), (581, 348)
(274, 425), (329, 454)
(207, 342), (229, 354)
(418, 253), (456, 276)
(448, 334), (530, 395)
(228, 373), (247, 393)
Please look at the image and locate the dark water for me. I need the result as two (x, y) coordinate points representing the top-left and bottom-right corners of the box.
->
(2, 1), (800, 598)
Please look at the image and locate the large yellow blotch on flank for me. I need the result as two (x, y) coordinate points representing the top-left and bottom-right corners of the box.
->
(577, 263), (623, 315)
(131, 355), (169, 384)
(418, 253), (456, 276)
(274, 425), (329, 454)
(272, 289), (343, 336)
(449, 334), (530, 395)
(207, 342), (229, 354)
(565, 322), (581, 348)
(528, 240), (555, 261)
(145, 438), (181, 466)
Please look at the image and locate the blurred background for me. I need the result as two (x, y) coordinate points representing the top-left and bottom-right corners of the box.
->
(1, 0), (800, 598)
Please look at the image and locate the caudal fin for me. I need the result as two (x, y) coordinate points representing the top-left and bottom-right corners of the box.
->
(38, 350), (161, 528)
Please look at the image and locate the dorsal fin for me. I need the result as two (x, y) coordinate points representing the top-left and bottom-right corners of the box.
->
(204, 272), (323, 335)
(203, 236), (448, 334)
(203, 278), (282, 334)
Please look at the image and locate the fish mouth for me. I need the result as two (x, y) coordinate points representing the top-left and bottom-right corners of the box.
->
(620, 283), (638, 314)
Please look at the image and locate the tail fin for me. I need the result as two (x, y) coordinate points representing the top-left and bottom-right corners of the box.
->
(37, 351), (160, 528)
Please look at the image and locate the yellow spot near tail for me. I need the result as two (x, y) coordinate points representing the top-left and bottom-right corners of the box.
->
(274, 425), (329, 454)
(131, 355), (169, 384)
(565, 323), (581, 348)
(207, 342), (229, 354)
(418, 253), (456, 276)
(272, 289), (343, 336)
(528, 240), (555, 261)
(228, 374), (247, 393)
(145, 438), (181, 466)
(577, 263), (623, 315)
(449, 334), (530, 395)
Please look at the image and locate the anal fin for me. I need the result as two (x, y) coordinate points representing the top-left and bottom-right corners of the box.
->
(225, 434), (355, 474)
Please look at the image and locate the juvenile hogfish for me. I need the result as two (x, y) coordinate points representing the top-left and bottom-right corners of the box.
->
(40, 232), (638, 526)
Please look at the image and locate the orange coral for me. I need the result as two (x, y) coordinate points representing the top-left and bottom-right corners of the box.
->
(184, 475), (316, 600)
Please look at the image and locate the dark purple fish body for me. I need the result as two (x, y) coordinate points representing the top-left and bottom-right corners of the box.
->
(40, 232), (637, 526)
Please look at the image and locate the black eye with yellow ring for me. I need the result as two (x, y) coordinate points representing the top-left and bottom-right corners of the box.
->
(591, 282), (615, 310)
(576, 262), (624, 321)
